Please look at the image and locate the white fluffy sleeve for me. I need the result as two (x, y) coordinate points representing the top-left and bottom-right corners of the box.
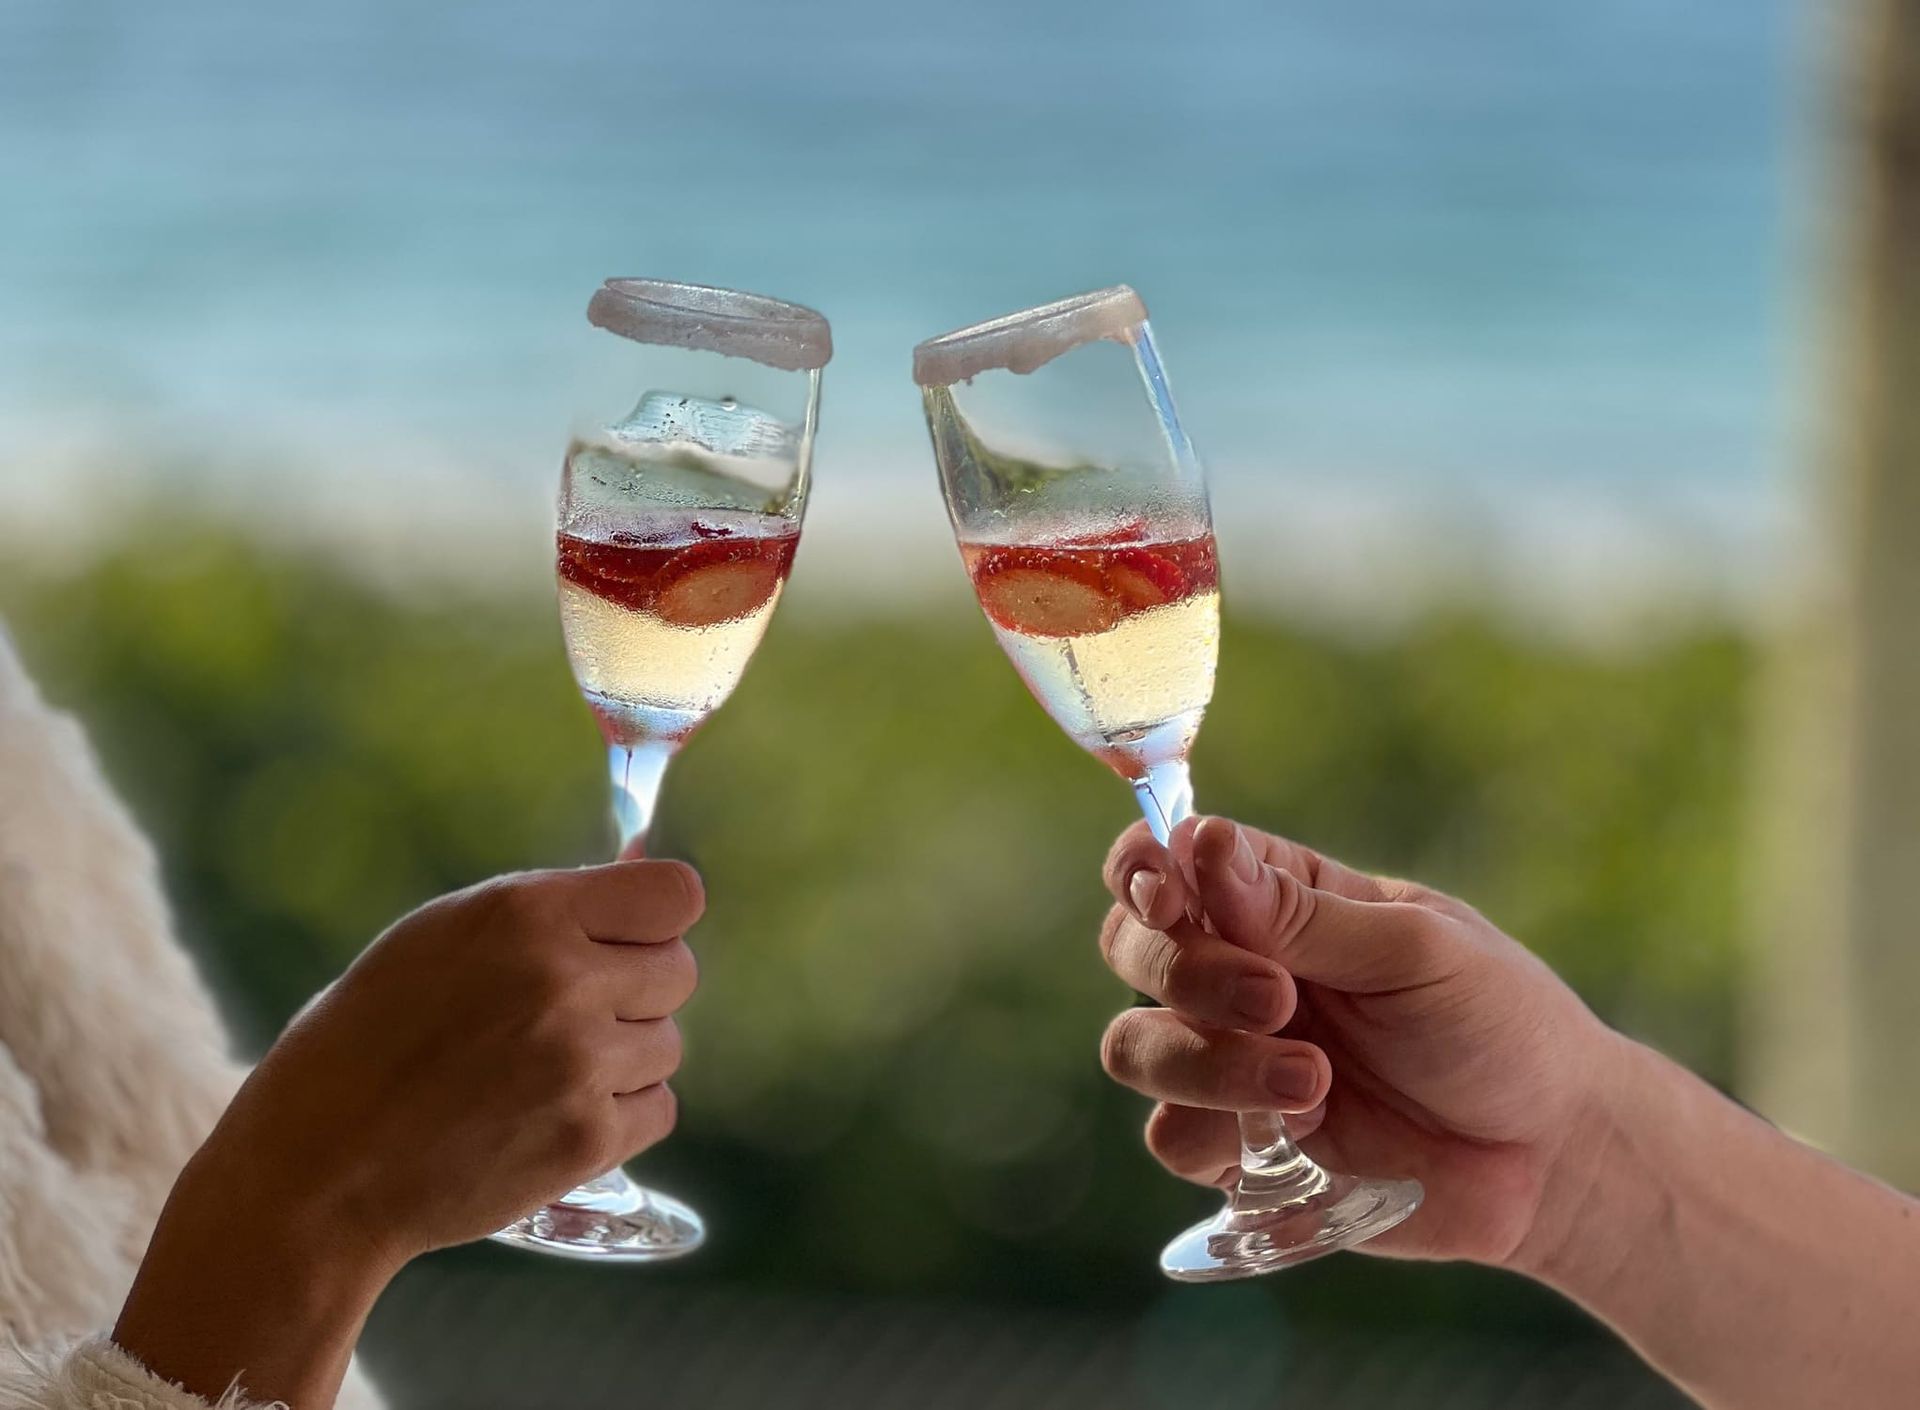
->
(0, 1337), (286, 1410)
(0, 625), (381, 1410)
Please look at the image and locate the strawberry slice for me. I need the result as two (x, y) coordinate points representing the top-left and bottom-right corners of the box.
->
(1106, 548), (1189, 613)
(975, 560), (1119, 637)
(655, 542), (784, 627)
(557, 532), (668, 614)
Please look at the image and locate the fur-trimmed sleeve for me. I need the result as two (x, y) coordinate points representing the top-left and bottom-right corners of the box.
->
(0, 1336), (281, 1410)
(0, 625), (241, 1244)
(0, 626), (384, 1410)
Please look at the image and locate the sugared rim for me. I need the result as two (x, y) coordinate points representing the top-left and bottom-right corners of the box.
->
(588, 278), (833, 372)
(912, 285), (1148, 386)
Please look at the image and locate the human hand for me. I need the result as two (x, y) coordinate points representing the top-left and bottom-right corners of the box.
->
(114, 860), (702, 1406)
(1097, 815), (1625, 1268)
(215, 858), (701, 1259)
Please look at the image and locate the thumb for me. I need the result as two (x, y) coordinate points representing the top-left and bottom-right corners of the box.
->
(617, 834), (648, 862)
(1191, 818), (1459, 993)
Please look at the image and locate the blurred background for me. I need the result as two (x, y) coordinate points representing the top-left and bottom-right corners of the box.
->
(6, 1), (1911, 1406)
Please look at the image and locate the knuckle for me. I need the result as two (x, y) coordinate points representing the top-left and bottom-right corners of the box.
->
(1141, 930), (1179, 999)
(1159, 943), (1213, 1011)
(533, 1019), (601, 1089)
(651, 1018), (685, 1079)
(487, 875), (558, 935)
(660, 941), (699, 1009)
(1404, 902), (1446, 940)
(1096, 906), (1128, 965)
(1099, 1011), (1149, 1083)
(1397, 902), (1456, 964)
(1413, 906), (1451, 948)
(666, 862), (707, 918)
(1263, 868), (1305, 939)
(1227, 1043), (1273, 1102)
(458, 877), (517, 928)
(524, 951), (588, 1010)
(1143, 1104), (1185, 1161)
(629, 1083), (679, 1148)
(554, 1037), (600, 1090)
(622, 860), (702, 925)
(1144, 1105), (1228, 1183)
(555, 1099), (612, 1167)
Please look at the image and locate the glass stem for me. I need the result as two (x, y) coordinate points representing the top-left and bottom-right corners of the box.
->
(1130, 763), (1324, 1206)
(1131, 757), (1196, 845)
(1232, 1109), (1330, 1211)
(607, 738), (674, 852)
(555, 737), (680, 1205)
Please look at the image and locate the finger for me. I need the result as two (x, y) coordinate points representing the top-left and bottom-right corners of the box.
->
(616, 834), (648, 862)
(1097, 907), (1296, 1031)
(611, 1082), (678, 1156)
(565, 860), (705, 943)
(1144, 1102), (1239, 1187)
(1100, 1009), (1331, 1112)
(597, 936), (699, 1021)
(1171, 814), (1391, 907)
(1229, 819), (1390, 903)
(602, 1016), (684, 1094)
(1192, 818), (1462, 992)
(1102, 822), (1193, 930)
(1144, 1101), (1329, 1189)
(1164, 814), (1206, 896)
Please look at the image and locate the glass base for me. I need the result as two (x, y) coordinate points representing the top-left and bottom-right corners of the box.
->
(1160, 1170), (1423, 1282)
(489, 1168), (705, 1264)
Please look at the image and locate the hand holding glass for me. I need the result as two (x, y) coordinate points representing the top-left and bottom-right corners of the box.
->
(914, 287), (1422, 1279)
(491, 278), (829, 1262)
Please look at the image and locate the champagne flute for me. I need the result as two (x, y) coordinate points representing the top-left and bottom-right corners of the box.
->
(913, 286), (1421, 1280)
(490, 278), (830, 1262)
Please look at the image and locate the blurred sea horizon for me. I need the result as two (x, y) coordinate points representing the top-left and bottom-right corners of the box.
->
(1, 0), (1804, 626)
(0, 9), (1827, 1402)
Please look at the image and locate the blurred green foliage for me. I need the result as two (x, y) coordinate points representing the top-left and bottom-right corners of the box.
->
(0, 517), (1750, 1329)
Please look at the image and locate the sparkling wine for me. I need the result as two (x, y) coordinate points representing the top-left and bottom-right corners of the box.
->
(958, 520), (1220, 778)
(557, 506), (799, 747)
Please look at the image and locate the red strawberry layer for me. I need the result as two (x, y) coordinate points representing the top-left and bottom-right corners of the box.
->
(558, 525), (798, 624)
(961, 533), (1218, 638)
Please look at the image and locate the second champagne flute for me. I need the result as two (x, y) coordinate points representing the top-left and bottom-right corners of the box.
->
(914, 286), (1422, 1280)
(489, 278), (830, 1262)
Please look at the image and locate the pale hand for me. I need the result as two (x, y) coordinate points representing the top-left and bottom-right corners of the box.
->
(1097, 815), (1920, 1410)
(1097, 813), (1622, 1269)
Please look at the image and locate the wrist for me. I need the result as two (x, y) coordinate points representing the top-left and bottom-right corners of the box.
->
(1507, 1026), (1667, 1289)
(113, 1134), (406, 1406)
(191, 1096), (422, 1279)
(181, 1131), (411, 1291)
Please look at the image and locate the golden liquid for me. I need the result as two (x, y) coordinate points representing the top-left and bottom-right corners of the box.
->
(559, 580), (786, 734)
(989, 589), (1220, 772)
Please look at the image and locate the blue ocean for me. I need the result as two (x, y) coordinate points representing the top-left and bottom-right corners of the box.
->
(0, 0), (1798, 609)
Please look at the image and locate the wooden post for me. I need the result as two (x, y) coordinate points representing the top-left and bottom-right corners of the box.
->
(1748, 0), (1920, 1187)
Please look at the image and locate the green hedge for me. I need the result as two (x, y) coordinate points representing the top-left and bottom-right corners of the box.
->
(1, 517), (1751, 1323)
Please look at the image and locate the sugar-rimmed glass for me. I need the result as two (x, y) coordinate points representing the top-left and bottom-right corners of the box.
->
(914, 286), (1422, 1279)
(490, 278), (829, 1262)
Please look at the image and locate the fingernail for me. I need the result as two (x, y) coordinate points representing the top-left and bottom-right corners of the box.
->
(1233, 973), (1285, 1029)
(1265, 1055), (1321, 1105)
(1128, 868), (1165, 918)
(1227, 825), (1260, 885)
